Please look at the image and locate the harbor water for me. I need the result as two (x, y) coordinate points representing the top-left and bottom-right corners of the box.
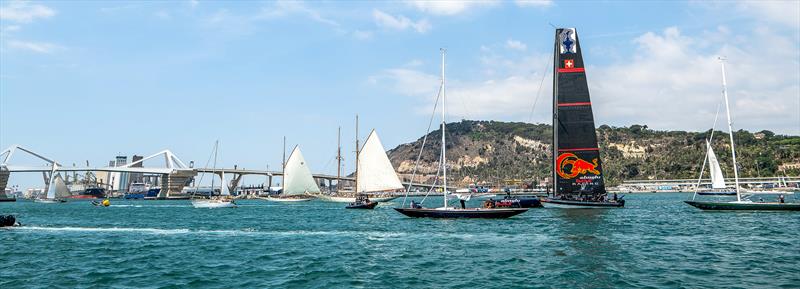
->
(2, 193), (799, 288)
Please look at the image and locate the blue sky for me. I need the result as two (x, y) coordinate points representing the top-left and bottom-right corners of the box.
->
(1, 0), (799, 187)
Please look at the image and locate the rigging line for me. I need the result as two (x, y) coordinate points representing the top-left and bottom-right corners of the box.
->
(402, 81), (442, 207)
(419, 158), (442, 205)
(194, 140), (218, 194)
(692, 101), (723, 200)
(528, 55), (552, 123)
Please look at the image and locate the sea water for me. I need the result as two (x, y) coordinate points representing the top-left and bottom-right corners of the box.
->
(1, 193), (799, 288)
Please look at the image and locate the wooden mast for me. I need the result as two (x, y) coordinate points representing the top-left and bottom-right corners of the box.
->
(355, 115), (359, 194)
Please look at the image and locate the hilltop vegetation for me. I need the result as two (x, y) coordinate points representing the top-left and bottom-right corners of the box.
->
(387, 120), (800, 187)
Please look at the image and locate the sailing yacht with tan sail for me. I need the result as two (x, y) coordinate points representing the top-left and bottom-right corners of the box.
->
(315, 118), (401, 203)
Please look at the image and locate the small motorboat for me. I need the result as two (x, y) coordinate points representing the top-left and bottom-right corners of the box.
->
(191, 197), (237, 208)
(91, 199), (111, 207)
(346, 195), (378, 209)
(34, 198), (66, 204)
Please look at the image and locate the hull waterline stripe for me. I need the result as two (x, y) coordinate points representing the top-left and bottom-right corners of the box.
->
(558, 67), (585, 73)
(557, 102), (591, 107)
(558, 148), (599, 152)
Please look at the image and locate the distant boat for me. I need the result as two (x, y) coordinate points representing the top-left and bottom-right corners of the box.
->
(65, 187), (107, 199)
(35, 171), (69, 204)
(1, 187), (16, 202)
(191, 141), (236, 209)
(266, 145), (318, 202)
(395, 49), (528, 218)
(540, 27), (624, 209)
(685, 58), (799, 211)
(345, 194), (378, 209)
(316, 119), (401, 203)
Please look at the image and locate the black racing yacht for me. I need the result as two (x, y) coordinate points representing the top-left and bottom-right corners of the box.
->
(540, 27), (624, 209)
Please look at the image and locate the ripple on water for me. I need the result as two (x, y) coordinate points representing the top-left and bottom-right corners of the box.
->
(2, 195), (800, 288)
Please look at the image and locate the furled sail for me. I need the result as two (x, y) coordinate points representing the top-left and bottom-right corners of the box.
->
(357, 130), (404, 193)
(706, 141), (726, 189)
(283, 146), (320, 195)
(552, 28), (606, 196)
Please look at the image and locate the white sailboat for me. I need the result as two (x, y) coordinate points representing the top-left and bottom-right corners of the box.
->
(192, 141), (236, 208)
(694, 140), (736, 196)
(685, 57), (800, 211)
(315, 122), (401, 203)
(35, 171), (69, 203)
(266, 145), (318, 202)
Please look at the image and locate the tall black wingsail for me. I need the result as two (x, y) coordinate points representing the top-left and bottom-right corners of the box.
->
(552, 28), (606, 197)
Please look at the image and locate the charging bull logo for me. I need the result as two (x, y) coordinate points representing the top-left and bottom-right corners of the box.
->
(556, 152), (600, 179)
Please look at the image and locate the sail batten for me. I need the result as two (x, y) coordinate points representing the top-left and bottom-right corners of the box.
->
(553, 28), (606, 196)
(283, 146), (321, 195)
(357, 130), (403, 193)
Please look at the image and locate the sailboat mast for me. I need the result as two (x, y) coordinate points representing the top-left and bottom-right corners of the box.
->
(355, 115), (359, 194)
(440, 48), (447, 208)
(337, 126), (342, 192)
(551, 30), (559, 197)
(720, 57), (741, 200)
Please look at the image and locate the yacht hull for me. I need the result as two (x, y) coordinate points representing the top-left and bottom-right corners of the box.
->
(394, 208), (528, 218)
(191, 199), (237, 208)
(541, 198), (624, 209)
(34, 199), (66, 204)
(315, 195), (397, 203)
(264, 196), (314, 202)
(685, 200), (800, 211)
(346, 201), (378, 209)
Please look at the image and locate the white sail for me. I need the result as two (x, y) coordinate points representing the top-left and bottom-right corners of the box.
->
(357, 130), (404, 193)
(706, 141), (726, 189)
(46, 173), (70, 199)
(283, 146), (320, 195)
(220, 171), (230, 196)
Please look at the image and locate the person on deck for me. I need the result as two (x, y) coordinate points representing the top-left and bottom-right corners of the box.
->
(779, 195), (785, 203)
(613, 193), (618, 201)
(459, 199), (466, 209)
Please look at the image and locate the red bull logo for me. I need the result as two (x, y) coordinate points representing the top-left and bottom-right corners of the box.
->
(556, 152), (600, 179)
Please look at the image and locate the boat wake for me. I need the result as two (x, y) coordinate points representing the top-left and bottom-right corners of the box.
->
(5, 226), (540, 240)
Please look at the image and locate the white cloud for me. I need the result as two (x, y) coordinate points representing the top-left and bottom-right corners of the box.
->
(256, 1), (340, 27)
(372, 27), (800, 135)
(737, 1), (800, 29)
(1, 25), (20, 32)
(406, 0), (499, 15)
(373, 9), (431, 33)
(7, 40), (59, 53)
(506, 39), (527, 51)
(0, 1), (55, 23)
(353, 30), (373, 40)
(514, 0), (554, 8)
(189, 0), (199, 8)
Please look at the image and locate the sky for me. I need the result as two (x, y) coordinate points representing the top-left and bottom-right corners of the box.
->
(1, 0), (799, 187)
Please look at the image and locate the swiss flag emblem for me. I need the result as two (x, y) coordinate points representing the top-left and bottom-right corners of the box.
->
(564, 59), (574, 68)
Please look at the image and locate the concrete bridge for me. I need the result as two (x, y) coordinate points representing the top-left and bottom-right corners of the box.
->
(1, 145), (442, 198)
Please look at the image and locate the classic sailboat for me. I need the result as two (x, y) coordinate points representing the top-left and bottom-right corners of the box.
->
(35, 171), (68, 203)
(315, 119), (401, 203)
(266, 145), (318, 202)
(394, 49), (529, 218)
(192, 141), (236, 208)
(685, 58), (800, 211)
(540, 27), (624, 209)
